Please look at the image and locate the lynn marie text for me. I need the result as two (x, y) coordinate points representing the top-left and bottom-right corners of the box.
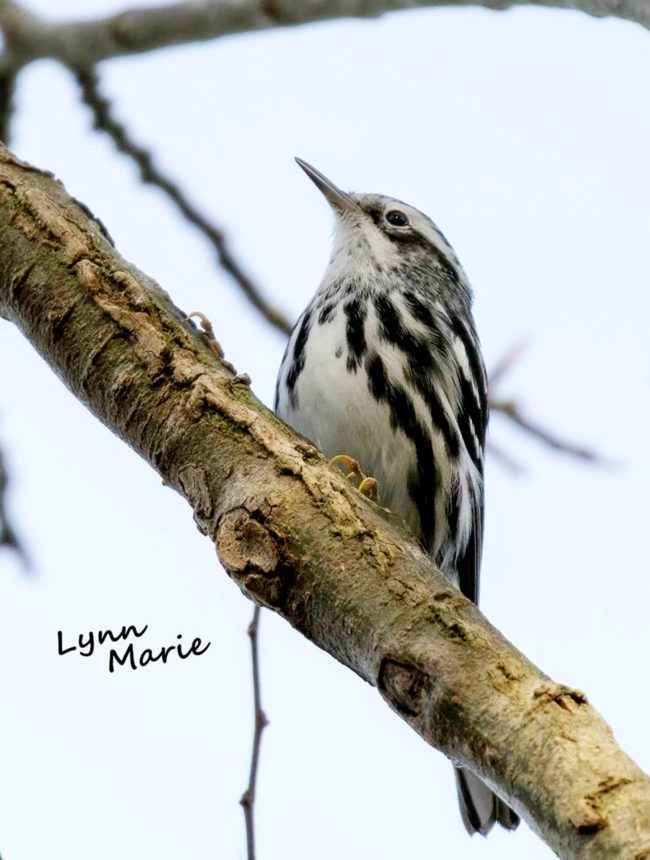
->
(57, 625), (211, 673)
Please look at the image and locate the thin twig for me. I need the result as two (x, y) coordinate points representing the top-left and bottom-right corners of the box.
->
(0, 0), (647, 73)
(490, 398), (610, 464)
(0, 68), (16, 143)
(0, 440), (28, 566)
(73, 66), (292, 337)
(485, 438), (524, 474)
(488, 342), (611, 466)
(240, 605), (268, 860)
(488, 339), (528, 389)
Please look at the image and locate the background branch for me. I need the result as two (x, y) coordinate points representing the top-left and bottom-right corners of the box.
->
(0, 68), (15, 143)
(491, 398), (608, 463)
(74, 66), (292, 337)
(488, 342), (608, 467)
(0, 0), (648, 72)
(0, 439), (27, 564)
(1, 143), (649, 860)
(240, 606), (268, 860)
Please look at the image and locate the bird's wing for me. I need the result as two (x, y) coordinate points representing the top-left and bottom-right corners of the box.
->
(453, 320), (488, 605)
(457, 491), (482, 604)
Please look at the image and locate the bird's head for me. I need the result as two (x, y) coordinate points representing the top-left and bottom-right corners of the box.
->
(295, 158), (469, 297)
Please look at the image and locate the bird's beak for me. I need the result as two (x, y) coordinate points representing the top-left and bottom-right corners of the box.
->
(295, 158), (361, 217)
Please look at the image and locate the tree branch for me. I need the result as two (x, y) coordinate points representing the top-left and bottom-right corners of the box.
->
(0, 0), (648, 73)
(491, 397), (610, 463)
(1, 142), (649, 858)
(0, 68), (15, 144)
(488, 341), (610, 467)
(0, 437), (27, 564)
(240, 606), (268, 860)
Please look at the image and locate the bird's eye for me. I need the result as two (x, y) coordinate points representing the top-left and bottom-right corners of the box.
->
(386, 210), (409, 227)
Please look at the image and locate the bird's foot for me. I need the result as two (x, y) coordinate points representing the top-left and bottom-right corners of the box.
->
(329, 454), (379, 502)
(187, 311), (223, 357)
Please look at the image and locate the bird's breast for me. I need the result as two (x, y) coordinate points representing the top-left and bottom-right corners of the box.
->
(276, 295), (463, 549)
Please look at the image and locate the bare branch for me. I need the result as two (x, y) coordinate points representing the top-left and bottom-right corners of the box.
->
(487, 339), (528, 389)
(0, 68), (15, 143)
(240, 606), (268, 860)
(488, 342), (611, 465)
(485, 438), (524, 473)
(491, 397), (611, 463)
(0, 0), (648, 72)
(73, 66), (292, 337)
(1, 142), (650, 859)
(0, 437), (28, 565)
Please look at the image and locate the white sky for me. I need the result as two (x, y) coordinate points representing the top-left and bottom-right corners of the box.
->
(1, 2), (649, 859)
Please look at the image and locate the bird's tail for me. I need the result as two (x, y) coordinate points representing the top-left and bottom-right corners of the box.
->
(454, 767), (519, 836)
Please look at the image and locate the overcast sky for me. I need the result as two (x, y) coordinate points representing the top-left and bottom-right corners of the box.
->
(1, 2), (649, 859)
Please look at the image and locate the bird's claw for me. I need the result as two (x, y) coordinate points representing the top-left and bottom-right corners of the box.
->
(330, 454), (363, 482)
(187, 311), (224, 357)
(358, 476), (379, 502)
(329, 455), (379, 502)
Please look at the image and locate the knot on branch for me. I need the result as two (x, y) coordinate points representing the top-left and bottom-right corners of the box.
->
(569, 776), (634, 835)
(533, 683), (588, 712)
(216, 507), (284, 608)
(569, 797), (607, 835)
(378, 658), (434, 718)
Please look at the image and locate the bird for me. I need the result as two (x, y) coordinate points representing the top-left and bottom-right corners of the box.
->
(275, 158), (519, 836)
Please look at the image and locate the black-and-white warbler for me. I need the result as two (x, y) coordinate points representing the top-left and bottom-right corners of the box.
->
(275, 159), (519, 836)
